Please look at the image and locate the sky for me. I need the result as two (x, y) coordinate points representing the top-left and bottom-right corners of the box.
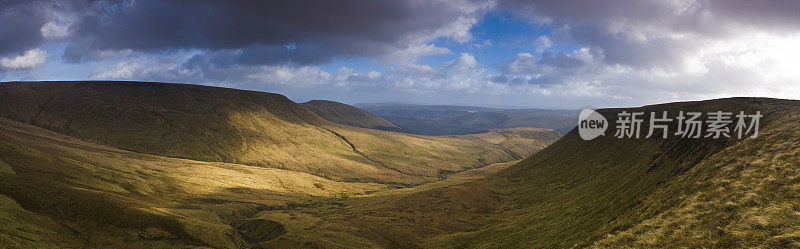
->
(1, 0), (800, 109)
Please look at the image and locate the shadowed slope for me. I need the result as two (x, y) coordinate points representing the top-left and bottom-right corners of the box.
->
(0, 81), (315, 162)
(301, 100), (406, 132)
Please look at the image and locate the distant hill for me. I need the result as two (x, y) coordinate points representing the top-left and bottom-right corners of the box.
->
(358, 103), (577, 135)
(301, 100), (406, 132)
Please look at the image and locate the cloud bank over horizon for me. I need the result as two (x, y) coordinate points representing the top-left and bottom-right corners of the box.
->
(1, 0), (799, 108)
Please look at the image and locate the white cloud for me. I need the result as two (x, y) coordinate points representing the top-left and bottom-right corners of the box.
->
(535, 36), (552, 53)
(41, 21), (71, 39)
(382, 43), (450, 64)
(378, 0), (493, 64)
(507, 53), (537, 74)
(374, 53), (512, 95)
(244, 66), (331, 88)
(367, 71), (382, 80)
(449, 53), (478, 71)
(495, 31), (800, 107)
(0, 49), (47, 71)
(91, 61), (141, 79)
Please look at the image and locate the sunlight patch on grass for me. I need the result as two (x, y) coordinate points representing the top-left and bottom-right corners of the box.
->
(0, 158), (13, 175)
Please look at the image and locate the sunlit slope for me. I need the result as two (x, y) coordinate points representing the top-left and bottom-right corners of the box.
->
(0, 117), (385, 248)
(589, 100), (800, 248)
(301, 100), (406, 132)
(451, 98), (795, 248)
(0, 81), (549, 185)
(330, 126), (561, 179)
(459, 127), (562, 159)
(270, 98), (796, 248)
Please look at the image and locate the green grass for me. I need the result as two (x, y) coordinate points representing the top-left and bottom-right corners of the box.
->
(0, 194), (64, 249)
(0, 158), (13, 175)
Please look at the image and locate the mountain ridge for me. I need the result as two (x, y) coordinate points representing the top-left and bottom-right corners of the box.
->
(301, 100), (407, 133)
(0, 81), (558, 186)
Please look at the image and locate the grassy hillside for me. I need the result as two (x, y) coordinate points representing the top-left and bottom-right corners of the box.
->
(301, 100), (407, 132)
(358, 103), (577, 135)
(0, 83), (559, 248)
(457, 127), (562, 160)
(590, 100), (800, 248)
(260, 97), (800, 248)
(446, 98), (798, 248)
(5, 81), (790, 248)
(0, 81), (555, 186)
(0, 117), (386, 248)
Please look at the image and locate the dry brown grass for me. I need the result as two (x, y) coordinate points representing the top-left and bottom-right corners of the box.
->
(0, 115), (557, 248)
(591, 108), (800, 248)
(0, 117), (387, 248)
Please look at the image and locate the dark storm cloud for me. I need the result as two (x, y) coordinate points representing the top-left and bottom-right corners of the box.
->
(0, 1), (47, 56)
(539, 51), (584, 69)
(707, 0), (800, 30)
(0, 0), (90, 56)
(63, 0), (486, 64)
(563, 23), (690, 69)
